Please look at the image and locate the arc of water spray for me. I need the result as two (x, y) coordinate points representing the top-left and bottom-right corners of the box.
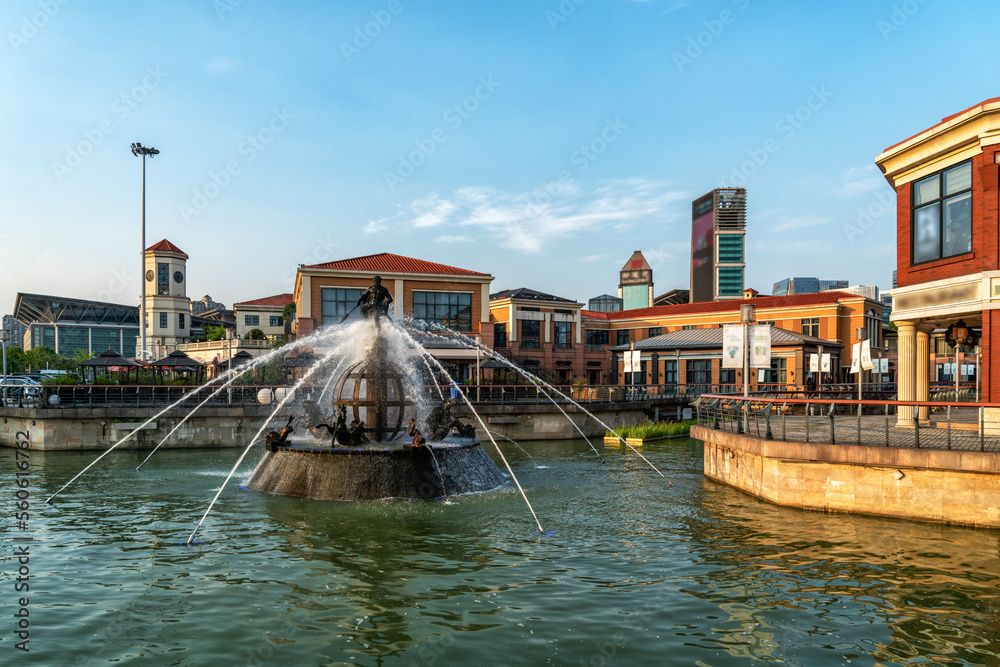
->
(421, 325), (675, 487)
(184, 345), (342, 546)
(45, 327), (340, 504)
(405, 335), (544, 534)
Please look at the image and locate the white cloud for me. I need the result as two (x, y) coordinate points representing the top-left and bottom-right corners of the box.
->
(435, 235), (474, 243)
(765, 215), (831, 233)
(834, 164), (883, 197)
(204, 57), (239, 74)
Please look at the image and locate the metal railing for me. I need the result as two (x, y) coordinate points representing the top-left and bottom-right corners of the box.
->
(694, 393), (1000, 452)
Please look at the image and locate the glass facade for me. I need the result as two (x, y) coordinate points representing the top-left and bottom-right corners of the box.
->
(913, 160), (972, 264)
(57, 326), (89, 356)
(717, 234), (744, 263)
(587, 295), (623, 312)
(92, 328), (122, 354)
(717, 267), (744, 296)
(412, 291), (472, 331)
(321, 288), (364, 326)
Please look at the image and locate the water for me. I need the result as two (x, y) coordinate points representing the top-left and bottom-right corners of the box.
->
(7, 440), (1000, 666)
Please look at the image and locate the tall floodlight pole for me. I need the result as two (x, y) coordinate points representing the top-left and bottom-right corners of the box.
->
(131, 143), (160, 361)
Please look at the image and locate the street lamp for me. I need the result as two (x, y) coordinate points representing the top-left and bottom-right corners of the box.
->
(740, 303), (755, 398)
(131, 142), (160, 361)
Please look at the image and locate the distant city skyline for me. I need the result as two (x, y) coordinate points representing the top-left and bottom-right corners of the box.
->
(2, 1), (996, 319)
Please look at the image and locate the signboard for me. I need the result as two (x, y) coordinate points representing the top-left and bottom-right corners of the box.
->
(690, 192), (715, 303)
(750, 325), (771, 368)
(861, 339), (874, 371)
(622, 350), (641, 374)
(809, 354), (819, 372)
(822, 353), (832, 373)
(630, 352), (642, 374)
(722, 324), (743, 369)
(850, 342), (861, 374)
(880, 358), (889, 373)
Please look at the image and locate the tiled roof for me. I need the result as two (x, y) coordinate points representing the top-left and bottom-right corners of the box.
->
(580, 310), (610, 320)
(302, 252), (490, 277)
(146, 239), (185, 254)
(234, 293), (294, 308)
(490, 287), (576, 303)
(610, 326), (842, 352)
(593, 291), (864, 321)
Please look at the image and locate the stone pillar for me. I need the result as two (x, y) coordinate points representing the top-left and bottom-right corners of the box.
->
(897, 322), (917, 427)
(916, 328), (930, 421)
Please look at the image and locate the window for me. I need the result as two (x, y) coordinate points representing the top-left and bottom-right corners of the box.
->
(663, 359), (678, 384)
(321, 288), (364, 326)
(554, 322), (571, 349)
(625, 361), (646, 385)
(178, 313), (185, 330)
(648, 327), (662, 338)
(720, 368), (737, 384)
(682, 325), (696, 330)
(157, 263), (170, 296)
(912, 160), (972, 264)
(245, 315), (260, 327)
(554, 309), (573, 315)
(586, 329), (608, 346)
(413, 291), (472, 331)
(761, 358), (786, 384)
(717, 266), (744, 296)
(494, 323), (507, 348)
(685, 359), (712, 385)
(270, 316), (283, 327)
(801, 318), (819, 337)
(617, 330), (629, 346)
(520, 306), (540, 312)
(865, 309), (880, 347)
(159, 313), (168, 329)
(521, 320), (540, 349)
(717, 234), (744, 263)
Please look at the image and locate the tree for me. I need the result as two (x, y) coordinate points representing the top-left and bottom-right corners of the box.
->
(245, 328), (265, 341)
(203, 325), (227, 341)
(24, 346), (75, 371)
(3, 346), (27, 374)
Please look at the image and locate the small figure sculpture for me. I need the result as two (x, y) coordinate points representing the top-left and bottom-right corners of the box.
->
(301, 400), (333, 440)
(407, 418), (428, 454)
(356, 275), (394, 321)
(315, 405), (353, 447)
(425, 399), (476, 440)
(264, 416), (295, 452)
(348, 419), (369, 446)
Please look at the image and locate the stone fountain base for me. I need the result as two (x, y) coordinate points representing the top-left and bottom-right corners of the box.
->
(244, 438), (507, 500)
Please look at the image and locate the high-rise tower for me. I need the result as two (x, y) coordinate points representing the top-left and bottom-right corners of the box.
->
(690, 188), (746, 302)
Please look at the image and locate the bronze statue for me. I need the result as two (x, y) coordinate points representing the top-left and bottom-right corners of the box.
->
(356, 275), (393, 321)
(301, 400), (333, 440)
(264, 416), (295, 452)
(407, 418), (428, 453)
(425, 399), (476, 440)
(348, 419), (369, 445)
(315, 405), (353, 447)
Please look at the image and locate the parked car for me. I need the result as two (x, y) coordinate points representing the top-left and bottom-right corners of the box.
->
(0, 376), (42, 407)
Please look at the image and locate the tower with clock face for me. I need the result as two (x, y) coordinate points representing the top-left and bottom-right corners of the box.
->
(143, 239), (191, 355)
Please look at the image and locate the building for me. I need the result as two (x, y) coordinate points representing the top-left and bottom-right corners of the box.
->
(690, 187), (747, 302)
(588, 294), (623, 313)
(141, 239), (192, 359)
(234, 293), (293, 340)
(293, 252), (495, 380)
(489, 287), (609, 384)
(2, 315), (28, 348)
(772, 277), (849, 296)
(13, 293), (139, 357)
(584, 290), (883, 387)
(618, 251), (653, 310)
(653, 289), (690, 306)
(823, 284), (880, 300)
(876, 97), (1000, 422)
(191, 295), (226, 316)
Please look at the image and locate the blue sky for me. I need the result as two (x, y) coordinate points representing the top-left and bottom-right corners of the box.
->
(1, 0), (997, 315)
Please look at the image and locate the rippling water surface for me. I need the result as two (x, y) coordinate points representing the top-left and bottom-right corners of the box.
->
(4, 439), (1000, 666)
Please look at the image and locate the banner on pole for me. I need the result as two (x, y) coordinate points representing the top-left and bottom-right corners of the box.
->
(722, 325), (743, 369)
(631, 352), (642, 374)
(809, 354), (819, 373)
(750, 325), (771, 368)
(850, 342), (861, 374)
(821, 353), (831, 373)
(861, 339), (874, 371)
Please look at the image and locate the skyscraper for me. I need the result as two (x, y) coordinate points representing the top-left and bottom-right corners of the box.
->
(690, 188), (746, 302)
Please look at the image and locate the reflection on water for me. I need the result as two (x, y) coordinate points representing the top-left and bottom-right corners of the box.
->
(5, 441), (1000, 665)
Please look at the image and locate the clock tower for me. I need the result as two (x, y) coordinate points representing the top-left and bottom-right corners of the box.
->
(142, 239), (191, 356)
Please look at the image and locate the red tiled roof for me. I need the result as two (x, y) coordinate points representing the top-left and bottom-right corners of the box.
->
(883, 97), (1000, 153)
(302, 252), (491, 277)
(146, 239), (185, 254)
(590, 291), (866, 321)
(234, 293), (294, 307)
(579, 309), (610, 320)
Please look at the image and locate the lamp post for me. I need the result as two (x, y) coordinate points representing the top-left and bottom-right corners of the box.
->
(740, 303), (755, 398)
(131, 142), (160, 361)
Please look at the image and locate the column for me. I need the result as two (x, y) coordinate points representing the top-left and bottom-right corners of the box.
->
(896, 322), (916, 427)
(916, 327), (930, 421)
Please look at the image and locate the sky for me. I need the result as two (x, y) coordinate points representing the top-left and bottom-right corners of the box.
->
(1, 0), (998, 317)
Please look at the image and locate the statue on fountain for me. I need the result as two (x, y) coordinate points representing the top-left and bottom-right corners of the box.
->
(301, 400), (333, 439)
(315, 404), (372, 447)
(357, 275), (393, 321)
(264, 416), (295, 452)
(425, 399), (477, 440)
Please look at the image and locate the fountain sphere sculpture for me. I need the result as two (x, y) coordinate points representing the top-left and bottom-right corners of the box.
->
(245, 283), (506, 500)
